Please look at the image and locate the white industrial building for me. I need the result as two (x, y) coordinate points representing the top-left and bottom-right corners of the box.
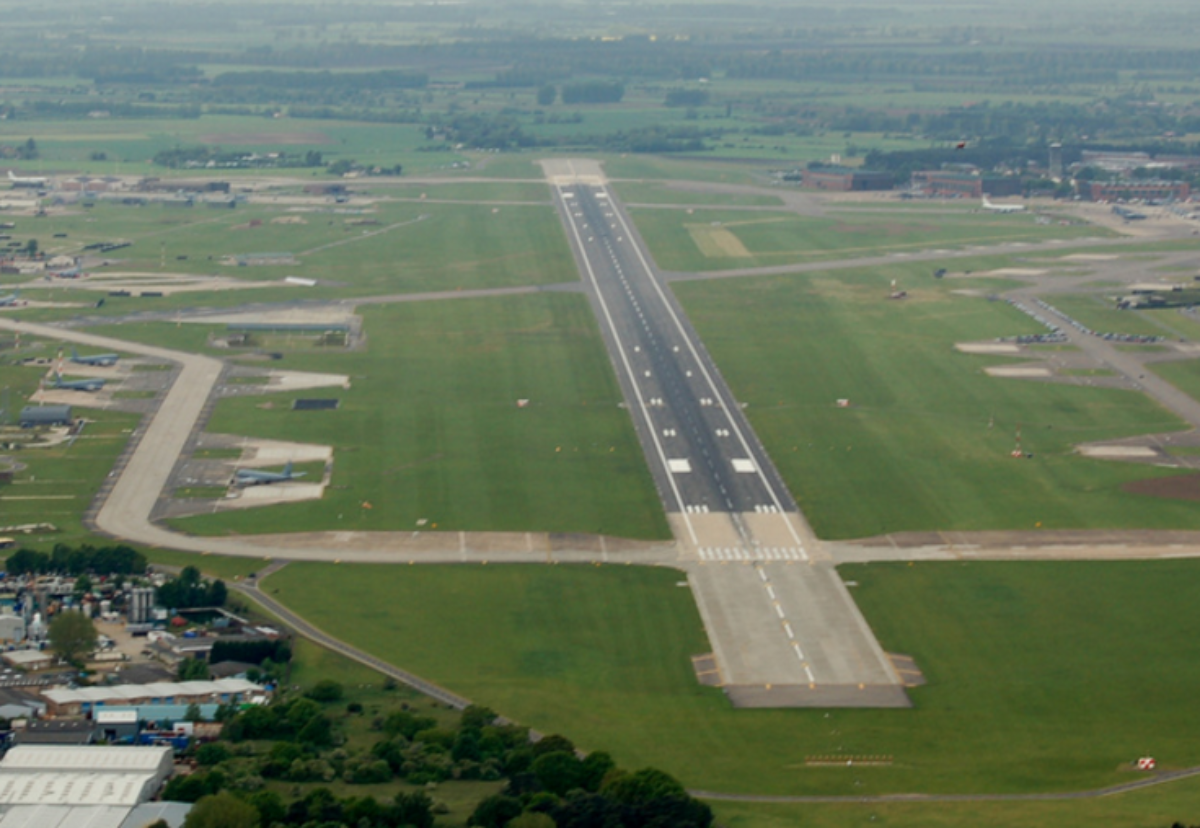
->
(42, 678), (265, 716)
(0, 745), (182, 828)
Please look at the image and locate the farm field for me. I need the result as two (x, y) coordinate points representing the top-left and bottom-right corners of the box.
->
(262, 559), (1200, 798)
(0, 115), (460, 176)
(673, 265), (1197, 539)
(167, 293), (669, 539)
(630, 208), (1113, 272)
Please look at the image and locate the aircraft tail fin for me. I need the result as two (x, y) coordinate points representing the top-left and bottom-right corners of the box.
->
(283, 461), (293, 477)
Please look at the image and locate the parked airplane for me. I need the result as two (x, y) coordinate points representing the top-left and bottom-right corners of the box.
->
(0, 291), (19, 307)
(982, 196), (1026, 213)
(233, 461), (306, 487)
(50, 371), (106, 392)
(7, 170), (47, 188)
(70, 347), (119, 367)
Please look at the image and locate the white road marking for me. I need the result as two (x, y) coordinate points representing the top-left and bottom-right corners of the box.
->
(783, 622), (795, 639)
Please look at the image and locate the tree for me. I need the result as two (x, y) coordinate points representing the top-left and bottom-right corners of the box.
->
(23, 239), (37, 257)
(531, 733), (574, 757)
(183, 791), (259, 828)
(194, 742), (231, 766)
(601, 767), (687, 804)
(531, 751), (584, 796)
(579, 751), (615, 792)
(467, 794), (522, 828)
(48, 611), (97, 666)
(508, 814), (555, 828)
(537, 85), (557, 106)
(304, 679), (343, 702)
(5, 548), (49, 575)
(178, 659), (210, 681)
(184, 702), (204, 723)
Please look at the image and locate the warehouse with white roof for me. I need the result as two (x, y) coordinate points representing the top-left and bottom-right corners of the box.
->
(41, 678), (264, 716)
(0, 746), (183, 828)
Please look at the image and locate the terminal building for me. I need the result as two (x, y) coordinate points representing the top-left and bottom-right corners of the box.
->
(1086, 180), (1190, 202)
(799, 167), (893, 191)
(911, 171), (1024, 198)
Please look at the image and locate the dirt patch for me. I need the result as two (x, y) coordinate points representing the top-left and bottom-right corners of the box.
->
(1124, 474), (1200, 501)
(199, 132), (333, 146)
(686, 224), (752, 258)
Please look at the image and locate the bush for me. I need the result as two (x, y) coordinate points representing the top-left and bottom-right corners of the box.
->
(305, 680), (344, 703)
(194, 743), (231, 766)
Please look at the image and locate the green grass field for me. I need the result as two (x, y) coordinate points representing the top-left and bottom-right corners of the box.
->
(166, 293), (668, 539)
(630, 208), (1112, 272)
(674, 265), (1199, 539)
(709, 777), (1200, 828)
(1044, 293), (1176, 338)
(0, 357), (137, 544)
(611, 181), (784, 207)
(262, 559), (1200, 800)
(3, 194), (579, 323)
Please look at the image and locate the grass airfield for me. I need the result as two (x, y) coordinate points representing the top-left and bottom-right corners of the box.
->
(630, 206), (1112, 271)
(261, 558), (1200, 799)
(9, 149), (1200, 828)
(166, 293), (669, 539)
(674, 263), (1197, 539)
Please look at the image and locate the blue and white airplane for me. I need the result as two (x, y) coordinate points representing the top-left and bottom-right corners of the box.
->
(0, 291), (20, 307)
(50, 371), (106, 392)
(70, 347), (119, 367)
(233, 461), (306, 487)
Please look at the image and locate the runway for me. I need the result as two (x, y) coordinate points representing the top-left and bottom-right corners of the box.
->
(543, 159), (907, 706)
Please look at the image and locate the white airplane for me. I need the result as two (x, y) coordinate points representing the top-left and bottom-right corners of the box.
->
(7, 170), (47, 188)
(0, 291), (19, 307)
(982, 196), (1026, 213)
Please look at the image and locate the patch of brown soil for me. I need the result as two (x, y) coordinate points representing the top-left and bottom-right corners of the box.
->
(1123, 474), (1200, 501)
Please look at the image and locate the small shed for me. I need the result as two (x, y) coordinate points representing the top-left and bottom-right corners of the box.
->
(19, 405), (71, 428)
(2, 650), (54, 671)
(95, 708), (139, 743)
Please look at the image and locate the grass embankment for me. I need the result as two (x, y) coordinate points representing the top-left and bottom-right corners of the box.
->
(263, 560), (1200, 801)
(168, 293), (668, 539)
(675, 265), (1198, 539)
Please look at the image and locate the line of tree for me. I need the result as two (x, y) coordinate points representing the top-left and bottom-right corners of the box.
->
(560, 81), (624, 105)
(170, 697), (711, 828)
(156, 565), (227, 610)
(212, 69), (428, 91)
(5, 543), (147, 576)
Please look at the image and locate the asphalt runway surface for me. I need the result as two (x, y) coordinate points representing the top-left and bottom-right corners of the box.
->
(544, 159), (906, 703)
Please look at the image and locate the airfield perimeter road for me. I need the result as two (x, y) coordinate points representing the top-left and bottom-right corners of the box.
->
(543, 159), (906, 706)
